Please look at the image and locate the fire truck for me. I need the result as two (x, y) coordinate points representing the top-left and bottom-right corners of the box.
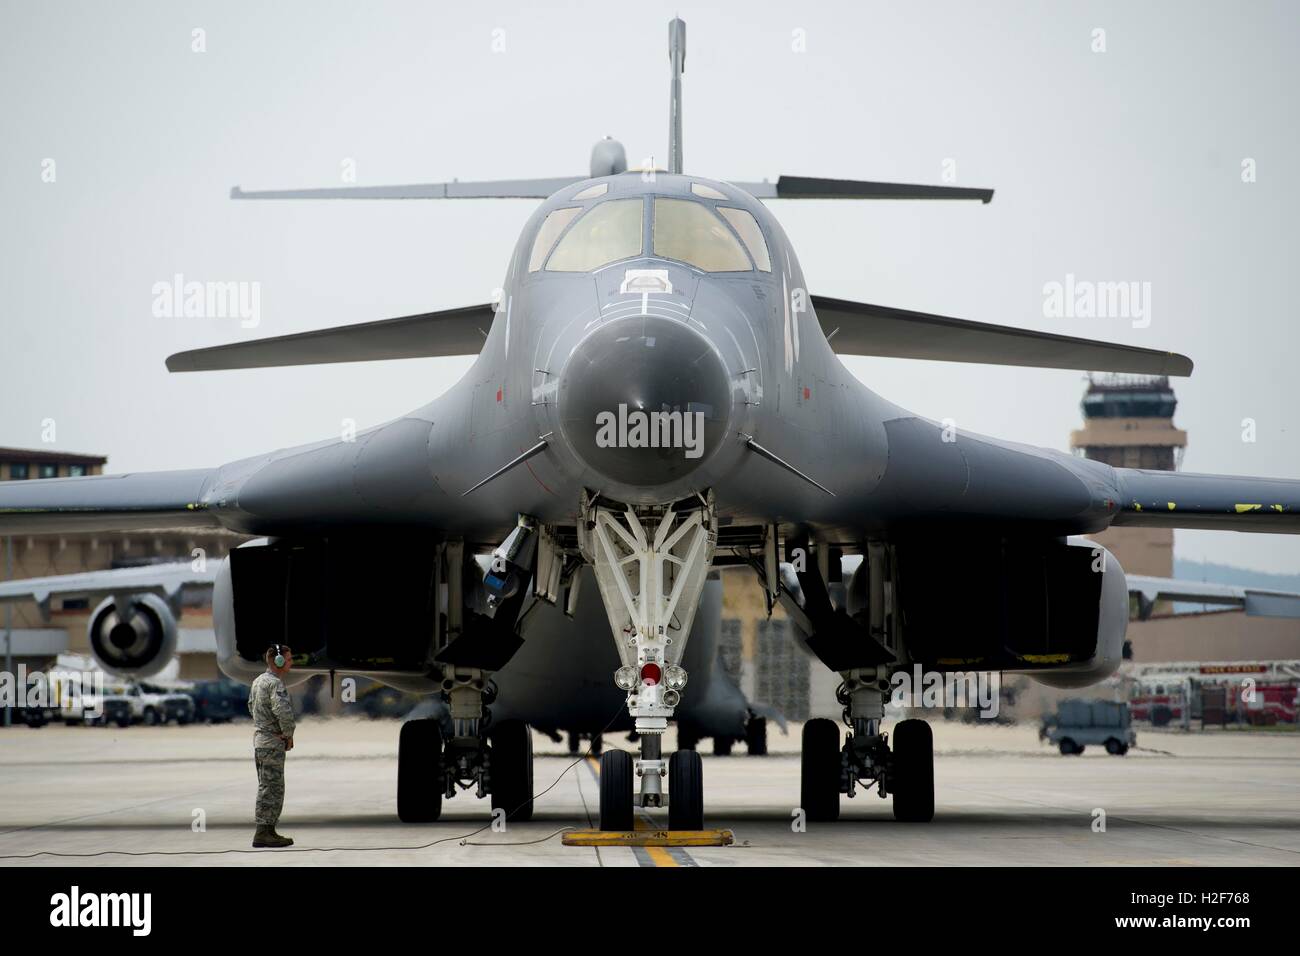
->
(1125, 661), (1300, 728)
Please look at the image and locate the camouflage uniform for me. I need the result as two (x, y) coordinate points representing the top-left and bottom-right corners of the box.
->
(249, 670), (296, 827)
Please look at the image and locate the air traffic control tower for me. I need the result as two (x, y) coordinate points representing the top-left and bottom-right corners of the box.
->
(1070, 374), (1187, 577)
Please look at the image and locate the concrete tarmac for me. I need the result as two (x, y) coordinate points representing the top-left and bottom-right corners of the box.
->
(2, 719), (1297, 866)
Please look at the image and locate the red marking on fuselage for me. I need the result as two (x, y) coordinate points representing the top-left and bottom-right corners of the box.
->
(524, 455), (557, 496)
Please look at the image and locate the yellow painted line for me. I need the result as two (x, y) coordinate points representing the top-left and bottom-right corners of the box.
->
(1167, 502), (1176, 510)
(1021, 653), (1071, 664)
(562, 829), (735, 847)
(634, 813), (673, 865)
(644, 845), (679, 867)
(1234, 503), (1262, 513)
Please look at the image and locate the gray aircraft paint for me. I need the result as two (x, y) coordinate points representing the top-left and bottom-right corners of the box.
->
(4, 165), (1295, 545)
(2, 17), (1299, 712)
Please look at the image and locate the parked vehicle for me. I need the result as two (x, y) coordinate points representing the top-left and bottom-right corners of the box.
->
(1039, 699), (1136, 755)
(139, 682), (195, 725)
(1, 704), (54, 727)
(91, 682), (190, 726)
(185, 678), (250, 723)
(85, 691), (133, 728)
(1127, 662), (1300, 727)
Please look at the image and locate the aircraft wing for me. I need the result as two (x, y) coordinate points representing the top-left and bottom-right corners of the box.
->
(813, 296), (1193, 376)
(166, 304), (495, 372)
(734, 176), (993, 203)
(230, 177), (585, 201)
(0, 470), (220, 535)
(1126, 574), (1300, 620)
(1111, 469), (1300, 533)
(0, 561), (215, 615)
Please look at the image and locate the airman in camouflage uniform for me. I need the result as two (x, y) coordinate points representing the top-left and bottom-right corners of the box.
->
(249, 644), (296, 848)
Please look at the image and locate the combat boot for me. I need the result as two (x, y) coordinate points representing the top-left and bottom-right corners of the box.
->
(252, 825), (293, 848)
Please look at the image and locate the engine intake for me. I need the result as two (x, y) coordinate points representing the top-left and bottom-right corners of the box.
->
(87, 593), (177, 678)
(213, 537), (447, 691)
(846, 535), (1128, 689)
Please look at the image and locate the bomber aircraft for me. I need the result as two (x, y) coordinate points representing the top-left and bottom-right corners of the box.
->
(3, 19), (1298, 830)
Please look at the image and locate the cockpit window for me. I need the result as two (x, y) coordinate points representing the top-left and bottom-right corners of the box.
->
(528, 207), (582, 272)
(571, 182), (608, 200)
(652, 198), (752, 272)
(546, 199), (644, 272)
(717, 207), (771, 272)
(690, 182), (729, 200)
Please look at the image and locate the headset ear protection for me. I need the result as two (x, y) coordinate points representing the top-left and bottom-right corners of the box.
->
(272, 644), (286, 668)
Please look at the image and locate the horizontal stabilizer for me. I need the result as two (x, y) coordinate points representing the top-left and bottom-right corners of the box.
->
(736, 176), (993, 203)
(167, 304), (496, 372)
(0, 470), (219, 535)
(1126, 575), (1300, 619)
(231, 177), (585, 201)
(1112, 469), (1300, 533)
(813, 295), (1194, 376)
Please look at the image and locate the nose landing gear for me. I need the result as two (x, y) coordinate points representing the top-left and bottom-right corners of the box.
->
(579, 491), (717, 830)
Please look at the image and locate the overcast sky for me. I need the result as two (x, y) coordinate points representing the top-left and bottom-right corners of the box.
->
(1, 0), (1297, 573)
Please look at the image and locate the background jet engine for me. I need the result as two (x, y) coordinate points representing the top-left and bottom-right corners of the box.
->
(87, 592), (178, 679)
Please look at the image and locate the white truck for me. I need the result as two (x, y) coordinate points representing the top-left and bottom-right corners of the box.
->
(85, 682), (194, 726)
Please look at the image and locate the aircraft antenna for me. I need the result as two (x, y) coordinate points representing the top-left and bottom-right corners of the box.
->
(668, 18), (686, 174)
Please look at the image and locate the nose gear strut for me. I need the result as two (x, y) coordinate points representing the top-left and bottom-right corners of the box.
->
(579, 490), (716, 824)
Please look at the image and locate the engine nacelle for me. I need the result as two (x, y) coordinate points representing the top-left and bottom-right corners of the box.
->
(213, 549), (322, 689)
(844, 535), (1127, 689)
(87, 592), (178, 679)
(1029, 538), (1128, 688)
(213, 537), (446, 691)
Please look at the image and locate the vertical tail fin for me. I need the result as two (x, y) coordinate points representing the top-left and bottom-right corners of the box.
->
(668, 18), (686, 174)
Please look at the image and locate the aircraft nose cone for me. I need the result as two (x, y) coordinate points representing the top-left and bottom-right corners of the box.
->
(558, 316), (732, 488)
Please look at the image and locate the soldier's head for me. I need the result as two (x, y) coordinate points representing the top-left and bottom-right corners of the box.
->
(264, 644), (293, 675)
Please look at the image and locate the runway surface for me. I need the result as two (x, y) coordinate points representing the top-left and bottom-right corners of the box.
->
(2, 719), (1297, 866)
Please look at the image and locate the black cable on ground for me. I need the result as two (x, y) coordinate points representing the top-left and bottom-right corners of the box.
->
(0, 706), (628, 860)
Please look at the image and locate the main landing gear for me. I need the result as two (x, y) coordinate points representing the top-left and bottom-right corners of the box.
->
(580, 492), (716, 831)
(800, 669), (934, 823)
(396, 669), (535, 824)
